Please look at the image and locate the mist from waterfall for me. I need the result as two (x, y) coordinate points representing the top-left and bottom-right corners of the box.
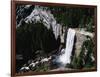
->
(54, 28), (75, 68)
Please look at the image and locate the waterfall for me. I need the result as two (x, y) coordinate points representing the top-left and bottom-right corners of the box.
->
(54, 28), (75, 67)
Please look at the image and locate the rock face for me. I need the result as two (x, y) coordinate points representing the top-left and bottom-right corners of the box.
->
(74, 29), (94, 57)
(75, 31), (87, 57)
(16, 5), (62, 40)
(70, 29), (95, 69)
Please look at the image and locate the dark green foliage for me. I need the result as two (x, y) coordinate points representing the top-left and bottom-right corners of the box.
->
(49, 6), (94, 30)
(83, 36), (95, 68)
(86, 18), (94, 32)
(33, 63), (50, 72)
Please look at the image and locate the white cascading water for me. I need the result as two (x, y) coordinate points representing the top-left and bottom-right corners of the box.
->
(56, 28), (76, 67)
